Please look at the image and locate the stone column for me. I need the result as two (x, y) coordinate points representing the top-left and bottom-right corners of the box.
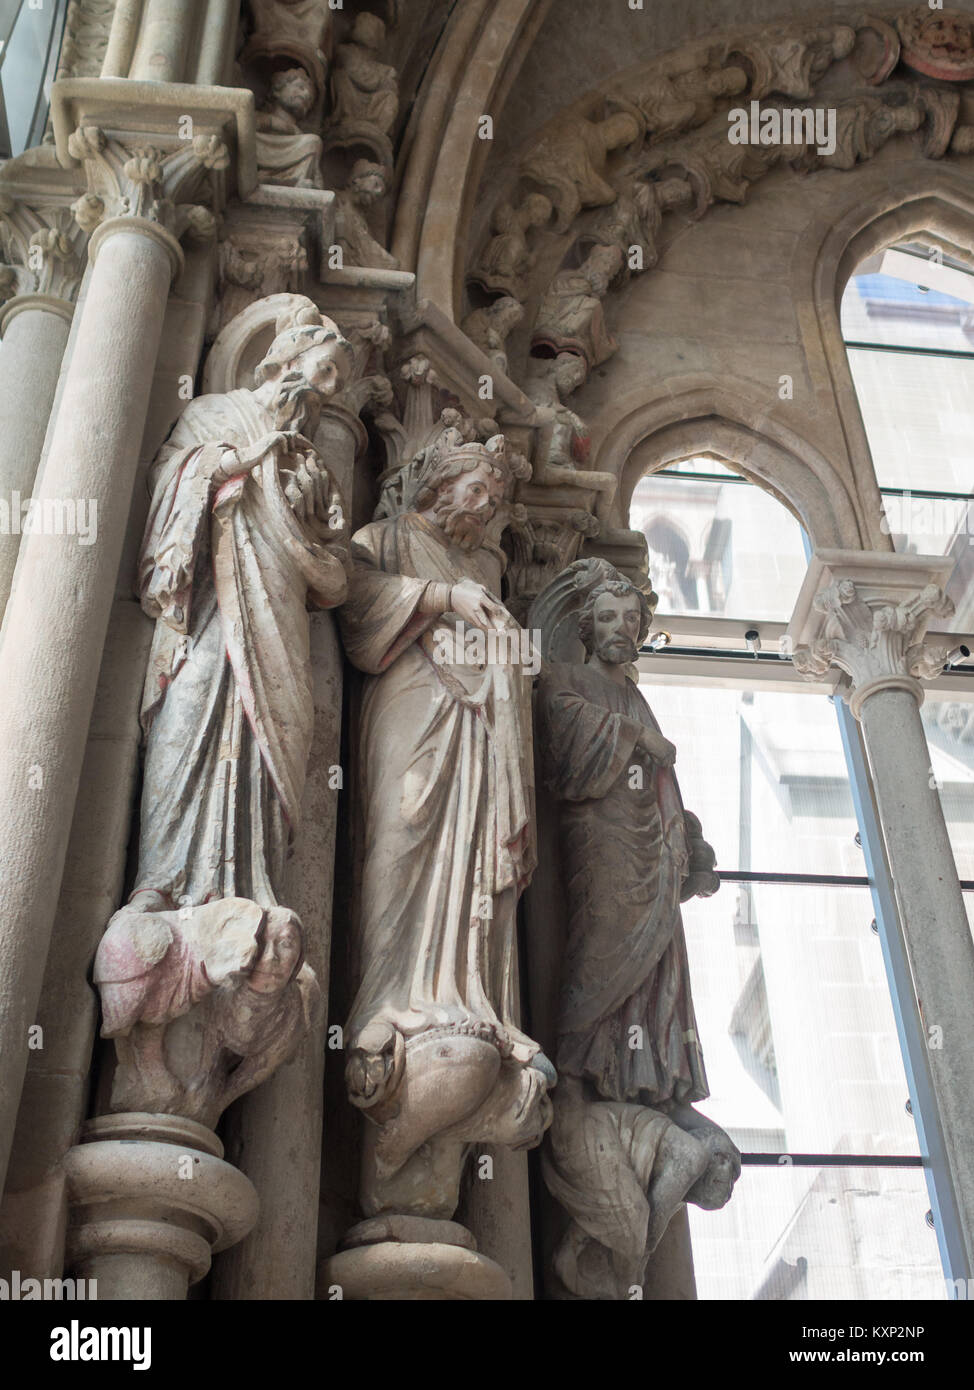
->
(789, 549), (974, 1274)
(128, 0), (198, 82)
(0, 127), (226, 1193)
(0, 300), (71, 619)
(0, 201), (86, 622)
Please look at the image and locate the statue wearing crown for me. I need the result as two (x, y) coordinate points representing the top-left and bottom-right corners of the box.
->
(337, 429), (554, 1221)
(94, 298), (351, 1123)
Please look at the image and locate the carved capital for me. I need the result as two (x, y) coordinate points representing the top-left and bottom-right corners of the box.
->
(788, 551), (955, 718)
(0, 196), (87, 312)
(67, 127), (229, 270)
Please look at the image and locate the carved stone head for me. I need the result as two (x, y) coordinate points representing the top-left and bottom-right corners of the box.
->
(578, 577), (657, 661)
(348, 158), (388, 204)
(254, 299), (353, 403)
(270, 67), (316, 118)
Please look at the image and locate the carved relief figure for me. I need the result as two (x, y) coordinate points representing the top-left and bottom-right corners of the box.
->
(520, 109), (645, 233)
(639, 64), (748, 140)
(96, 299), (351, 1118)
(243, 0), (333, 93)
(255, 68), (324, 188)
(731, 23), (856, 98)
(533, 561), (739, 1299)
(525, 354), (591, 466)
(531, 242), (624, 370)
(583, 176), (693, 275)
(332, 159), (399, 269)
(461, 295), (524, 376)
(471, 193), (552, 300)
(814, 93), (924, 171)
(338, 432), (552, 1220)
(326, 11), (398, 167)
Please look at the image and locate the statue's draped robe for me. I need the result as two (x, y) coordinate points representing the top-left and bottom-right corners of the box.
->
(339, 513), (538, 1062)
(537, 663), (708, 1106)
(135, 390), (346, 908)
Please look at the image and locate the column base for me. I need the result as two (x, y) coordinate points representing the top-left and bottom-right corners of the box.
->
(319, 1215), (512, 1300)
(64, 1113), (258, 1300)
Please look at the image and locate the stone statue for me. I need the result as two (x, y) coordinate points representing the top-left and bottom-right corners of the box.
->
(332, 159), (399, 269)
(326, 11), (398, 167)
(95, 298), (351, 1120)
(255, 68), (324, 188)
(520, 109), (645, 234)
(461, 295), (524, 376)
(337, 431), (552, 1221)
(470, 193), (552, 300)
(532, 560), (739, 1299)
(95, 899), (318, 1127)
(531, 242), (624, 370)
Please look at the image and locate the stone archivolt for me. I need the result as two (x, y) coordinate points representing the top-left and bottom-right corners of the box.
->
(466, 7), (974, 410)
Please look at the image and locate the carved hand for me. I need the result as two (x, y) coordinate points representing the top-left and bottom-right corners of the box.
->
(216, 431), (316, 481)
(636, 727), (677, 767)
(451, 577), (514, 633)
(283, 451), (335, 527)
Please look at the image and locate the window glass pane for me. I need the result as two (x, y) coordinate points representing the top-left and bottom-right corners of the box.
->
(842, 269), (974, 352)
(2, 0), (59, 155)
(879, 494), (974, 634)
(846, 346), (974, 492)
(683, 886), (919, 1159)
(657, 455), (743, 478)
(630, 472), (806, 621)
(920, 700), (974, 880)
(689, 1164), (944, 1300)
(639, 681), (861, 875)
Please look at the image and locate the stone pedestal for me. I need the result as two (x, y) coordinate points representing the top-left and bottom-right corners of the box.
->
(64, 1114), (258, 1300)
(321, 1216), (512, 1301)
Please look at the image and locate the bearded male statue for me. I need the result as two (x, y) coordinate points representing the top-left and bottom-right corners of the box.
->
(532, 560), (740, 1299)
(337, 430), (554, 1222)
(97, 297), (350, 1124)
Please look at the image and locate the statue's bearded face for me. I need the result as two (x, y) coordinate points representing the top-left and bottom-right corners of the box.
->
(433, 462), (504, 552)
(275, 342), (346, 411)
(592, 592), (643, 665)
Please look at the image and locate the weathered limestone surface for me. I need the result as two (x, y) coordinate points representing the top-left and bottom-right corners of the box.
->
(5, 0), (974, 1303)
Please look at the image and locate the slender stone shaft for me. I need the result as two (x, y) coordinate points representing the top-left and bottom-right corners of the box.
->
(858, 686), (974, 1272)
(129, 0), (198, 82)
(0, 223), (175, 1193)
(0, 299), (72, 621)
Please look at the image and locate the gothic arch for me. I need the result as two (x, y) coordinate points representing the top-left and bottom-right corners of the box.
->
(795, 161), (974, 549)
(391, 0), (551, 313)
(597, 380), (861, 549)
